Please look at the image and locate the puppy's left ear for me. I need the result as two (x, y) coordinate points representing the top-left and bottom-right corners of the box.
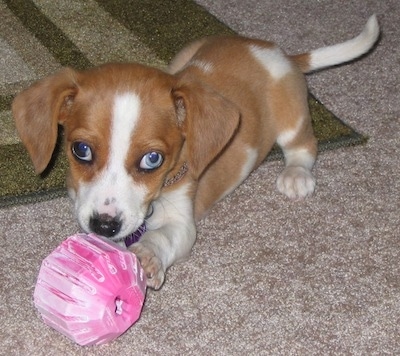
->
(172, 81), (241, 177)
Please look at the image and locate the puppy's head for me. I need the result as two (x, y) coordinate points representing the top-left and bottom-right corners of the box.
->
(12, 63), (240, 241)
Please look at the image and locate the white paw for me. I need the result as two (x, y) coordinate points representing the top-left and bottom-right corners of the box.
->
(277, 166), (315, 199)
(130, 243), (165, 290)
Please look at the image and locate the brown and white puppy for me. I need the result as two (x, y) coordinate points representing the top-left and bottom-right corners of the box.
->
(13, 16), (379, 289)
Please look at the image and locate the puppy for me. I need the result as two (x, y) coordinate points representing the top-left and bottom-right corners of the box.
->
(13, 16), (379, 289)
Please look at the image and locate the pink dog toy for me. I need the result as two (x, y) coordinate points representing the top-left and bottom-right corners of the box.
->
(34, 230), (147, 346)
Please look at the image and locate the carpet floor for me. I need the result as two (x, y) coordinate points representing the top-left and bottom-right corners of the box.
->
(1, 0), (399, 355)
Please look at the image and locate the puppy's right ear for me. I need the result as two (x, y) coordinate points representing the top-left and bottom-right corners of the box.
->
(12, 68), (78, 174)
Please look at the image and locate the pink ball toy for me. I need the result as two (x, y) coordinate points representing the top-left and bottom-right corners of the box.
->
(33, 233), (147, 346)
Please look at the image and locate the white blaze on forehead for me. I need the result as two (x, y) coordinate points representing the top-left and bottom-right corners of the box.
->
(249, 45), (292, 80)
(111, 92), (141, 166)
(74, 92), (149, 239)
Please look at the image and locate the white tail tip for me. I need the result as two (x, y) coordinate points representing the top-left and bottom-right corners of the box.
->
(307, 15), (380, 72)
(364, 14), (380, 43)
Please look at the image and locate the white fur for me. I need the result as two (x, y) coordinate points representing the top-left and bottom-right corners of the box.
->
(249, 45), (292, 80)
(282, 148), (315, 170)
(131, 183), (196, 288)
(239, 147), (259, 182)
(75, 93), (148, 240)
(307, 15), (379, 73)
(189, 59), (214, 73)
(276, 117), (304, 147)
(277, 148), (316, 199)
(145, 183), (196, 265)
(219, 146), (258, 201)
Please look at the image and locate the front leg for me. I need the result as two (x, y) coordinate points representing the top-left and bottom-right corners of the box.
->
(130, 185), (196, 289)
(130, 238), (165, 289)
(130, 225), (195, 289)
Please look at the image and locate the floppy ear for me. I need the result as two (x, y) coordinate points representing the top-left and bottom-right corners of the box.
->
(12, 68), (78, 174)
(172, 81), (241, 177)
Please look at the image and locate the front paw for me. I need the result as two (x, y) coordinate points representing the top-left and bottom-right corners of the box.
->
(277, 166), (315, 199)
(130, 243), (165, 290)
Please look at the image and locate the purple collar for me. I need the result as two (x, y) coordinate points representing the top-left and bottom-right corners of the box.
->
(124, 223), (147, 248)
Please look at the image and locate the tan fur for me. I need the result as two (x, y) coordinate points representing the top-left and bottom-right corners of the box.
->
(169, 36), (317, 217)
(12, 68), (78, 173)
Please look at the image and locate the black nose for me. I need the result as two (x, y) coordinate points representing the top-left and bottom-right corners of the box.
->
(89, 213), (122, 237)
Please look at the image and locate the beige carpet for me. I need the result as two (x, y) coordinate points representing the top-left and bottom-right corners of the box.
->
(1, 0), (400, 355)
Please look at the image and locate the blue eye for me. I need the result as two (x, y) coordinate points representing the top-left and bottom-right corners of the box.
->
(72, 142), (93, 162)
(140, 152), (163, 170)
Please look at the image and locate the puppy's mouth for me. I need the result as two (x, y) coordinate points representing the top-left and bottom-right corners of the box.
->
(91, 204), (153, 246)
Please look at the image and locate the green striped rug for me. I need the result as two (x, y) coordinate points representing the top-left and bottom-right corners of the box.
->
(0, 0), (366, 208)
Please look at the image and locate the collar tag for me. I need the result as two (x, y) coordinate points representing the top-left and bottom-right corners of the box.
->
(163, 162), (188, 187)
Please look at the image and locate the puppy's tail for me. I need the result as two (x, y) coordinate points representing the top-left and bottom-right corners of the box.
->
(292, 15), (379, 73)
